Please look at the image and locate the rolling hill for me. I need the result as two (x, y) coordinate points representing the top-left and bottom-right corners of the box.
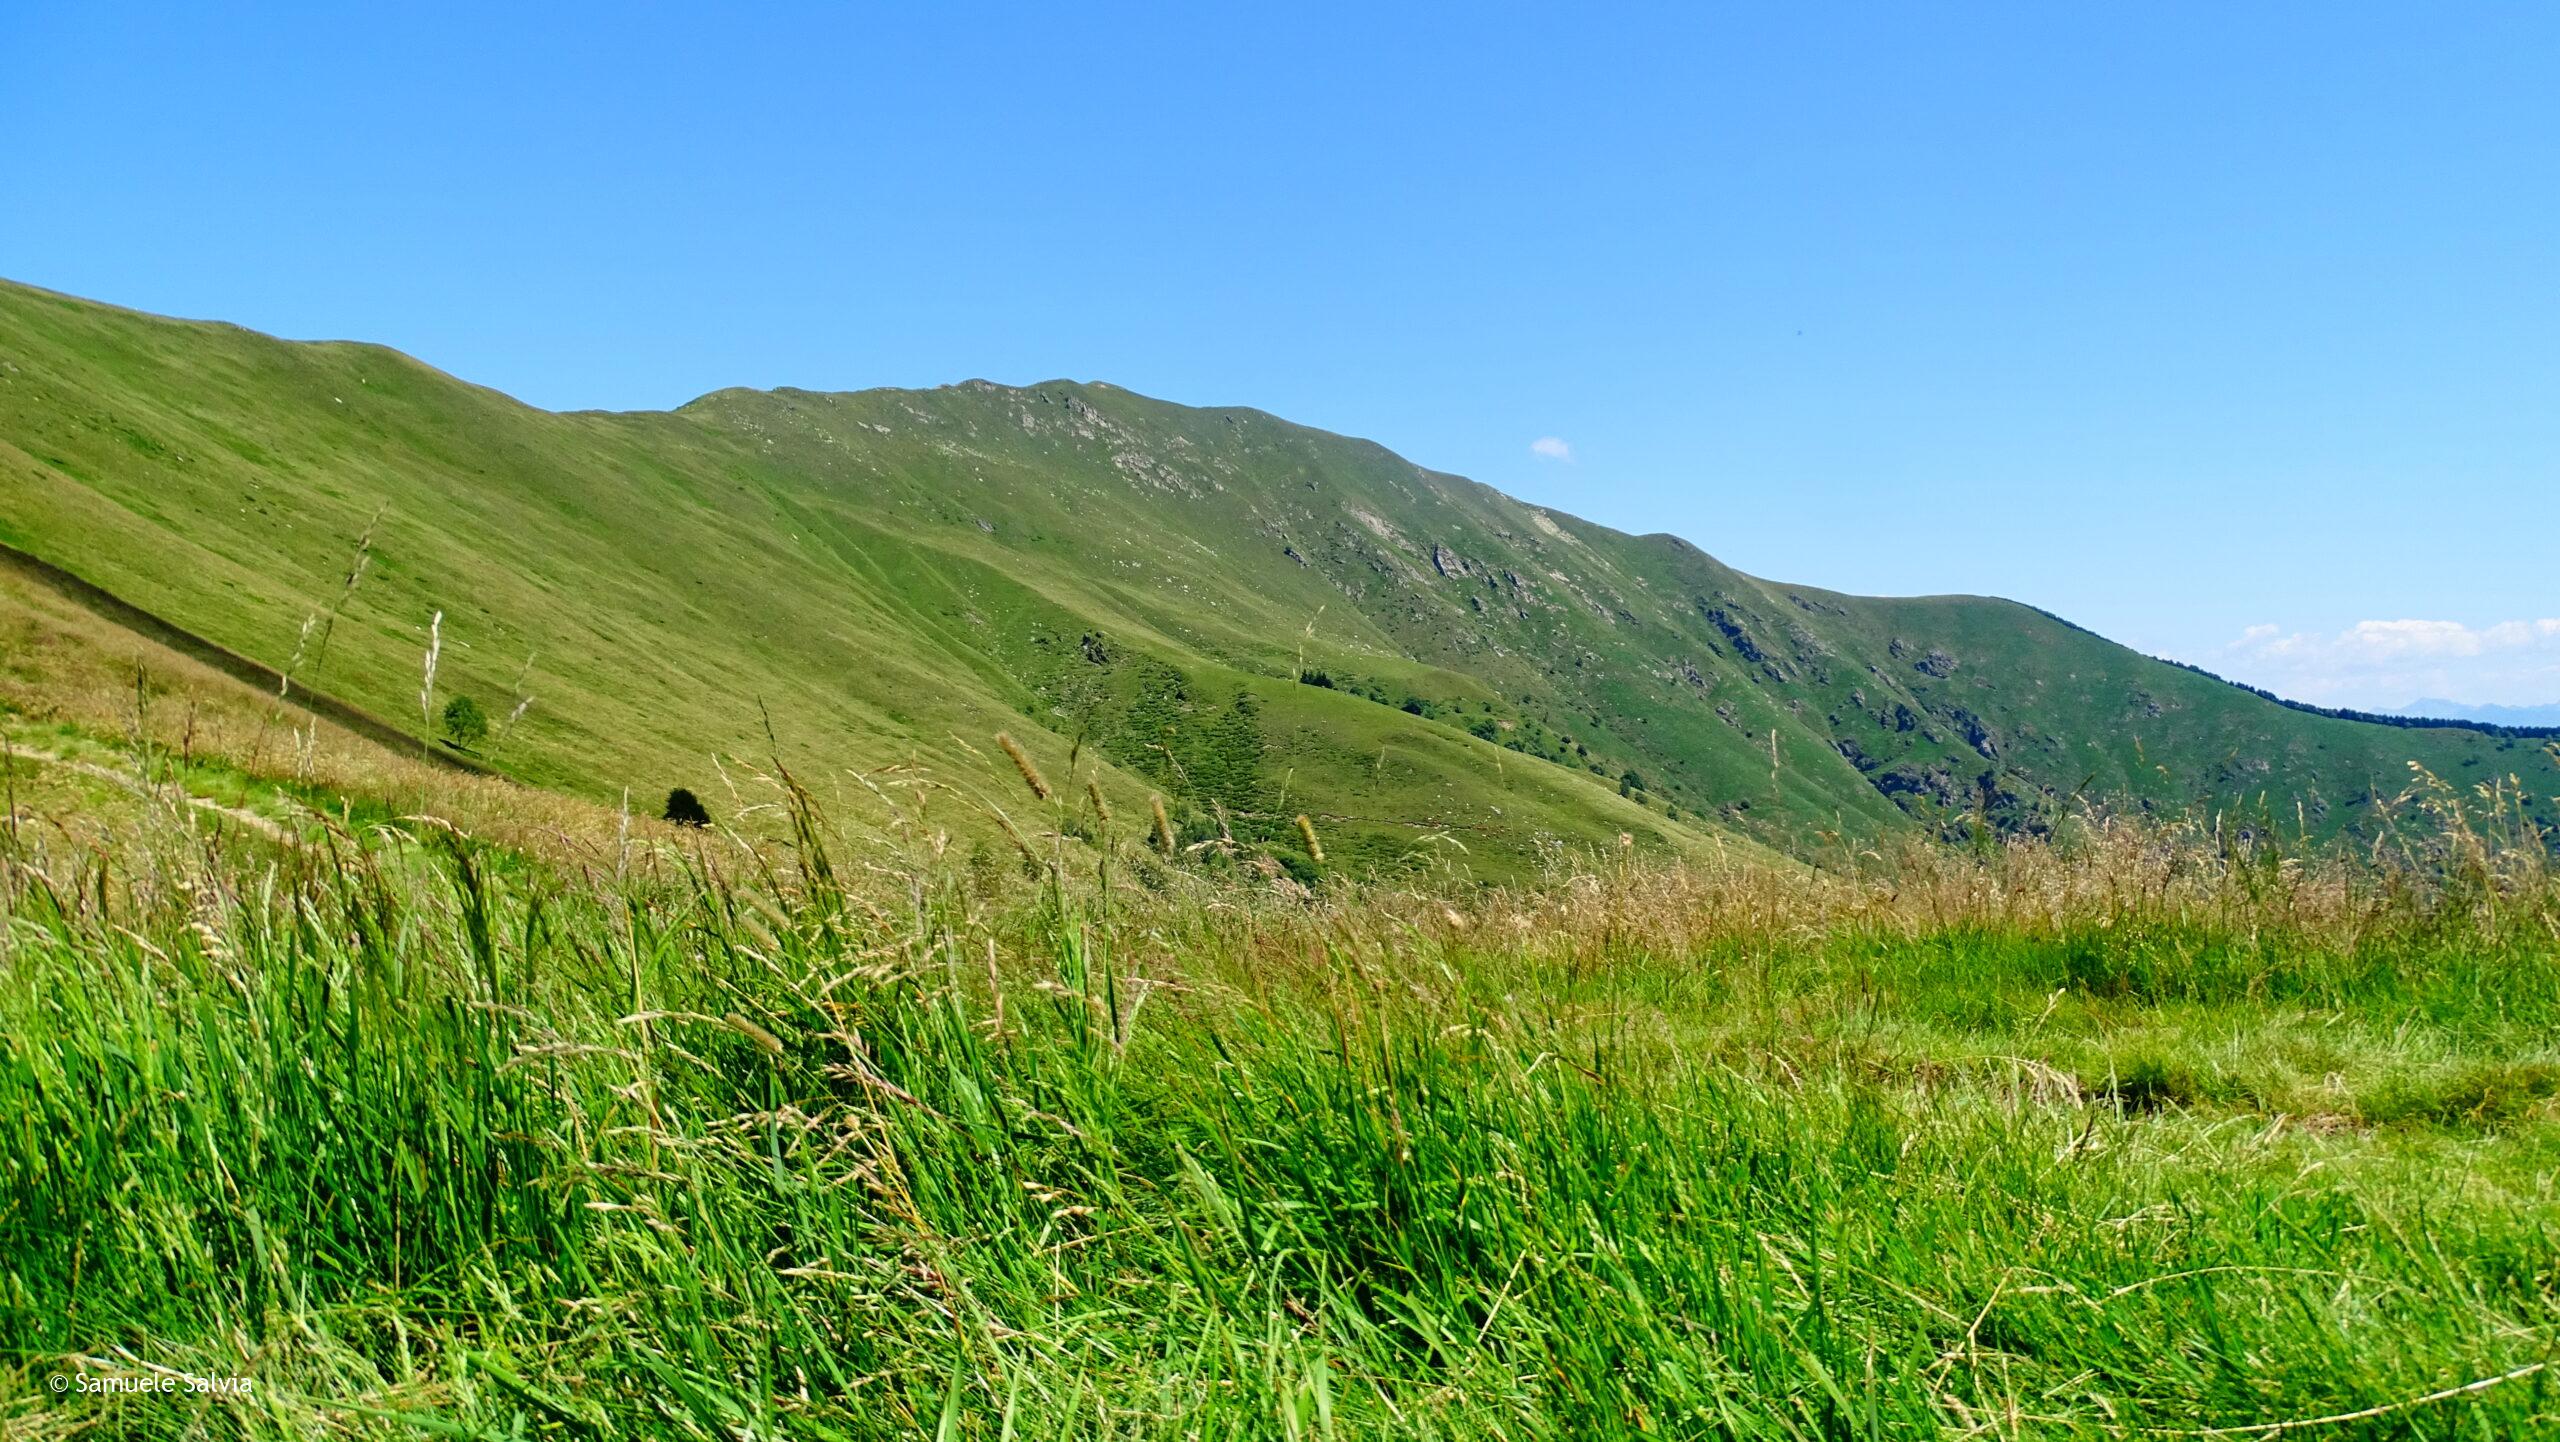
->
(3, 277), (2552, 872)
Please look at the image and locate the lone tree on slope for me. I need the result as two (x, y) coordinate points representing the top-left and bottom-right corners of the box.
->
(441, 694), (488, 749)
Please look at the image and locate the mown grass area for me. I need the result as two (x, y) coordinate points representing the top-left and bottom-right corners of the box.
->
(4, 738), (2558, 1439)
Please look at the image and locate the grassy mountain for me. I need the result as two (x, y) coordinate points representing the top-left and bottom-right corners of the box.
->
(3, 277), (2553, 871)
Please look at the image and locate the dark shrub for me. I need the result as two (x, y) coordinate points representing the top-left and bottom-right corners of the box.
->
(663, 787), (711, 827)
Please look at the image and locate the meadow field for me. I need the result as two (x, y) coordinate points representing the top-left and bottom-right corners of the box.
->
(5, 597), (2559, 1440)
(12, 16), (2559, 1440)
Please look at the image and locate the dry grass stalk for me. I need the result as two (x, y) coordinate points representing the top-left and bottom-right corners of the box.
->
(726, 1012), (786, 1055)
(418, 609), (443, 756)
(497, 650), (538, 749)
(996, 732), (1051, 801)
(992, 805), (1040, 863)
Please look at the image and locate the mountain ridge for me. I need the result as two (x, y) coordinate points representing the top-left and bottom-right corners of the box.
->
(4, 276), (2553, 871)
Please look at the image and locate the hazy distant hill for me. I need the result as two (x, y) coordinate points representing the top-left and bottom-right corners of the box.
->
(2395, 698), (2560, 729)
(4, 277), (2552, 870)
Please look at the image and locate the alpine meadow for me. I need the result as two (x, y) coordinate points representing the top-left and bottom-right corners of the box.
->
(5, 276), (2560, 1441)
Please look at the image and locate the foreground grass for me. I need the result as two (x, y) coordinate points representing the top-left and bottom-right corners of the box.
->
(3, 782), (2559, 1438)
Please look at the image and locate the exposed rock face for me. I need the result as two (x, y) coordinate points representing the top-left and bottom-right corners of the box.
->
(1948, 707), (2000, 760)
(1875, 762), (1961, 809)
(1915, 648), (1959, 678)
(1431, 543), (1471, 579)
(1699, 605), (1770, 665)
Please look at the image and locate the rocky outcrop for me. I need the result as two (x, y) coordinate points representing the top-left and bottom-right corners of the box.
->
(1699, 604), (1771, 666)
(1874, 762), (1962, 810)
(1947, 707), (2000, 760)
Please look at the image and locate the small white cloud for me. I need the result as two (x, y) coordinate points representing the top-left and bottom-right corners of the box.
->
(1529, 436), (1573, 463)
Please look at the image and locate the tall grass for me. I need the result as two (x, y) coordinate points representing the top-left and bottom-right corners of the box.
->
(2, 767), (2558, 1437)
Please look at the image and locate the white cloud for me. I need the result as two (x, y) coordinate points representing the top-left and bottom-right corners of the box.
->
(2339, 619), (2493, 658)
(2220, 617), (2560, 709)
(1529, 436), (1573, 463)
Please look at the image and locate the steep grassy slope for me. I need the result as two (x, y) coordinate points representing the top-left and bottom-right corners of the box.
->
(0, 282), (1698, 876)
(2, 277), (2551, 868)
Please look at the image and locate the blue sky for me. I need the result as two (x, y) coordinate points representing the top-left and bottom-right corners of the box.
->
(7, 3), (2556, 708)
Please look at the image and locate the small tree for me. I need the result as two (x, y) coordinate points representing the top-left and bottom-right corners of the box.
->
(441, 694), (488, 749)
(663, 787), (711, 828)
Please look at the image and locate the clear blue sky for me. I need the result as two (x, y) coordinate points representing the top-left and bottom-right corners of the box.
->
(7, 3), (2556, 708)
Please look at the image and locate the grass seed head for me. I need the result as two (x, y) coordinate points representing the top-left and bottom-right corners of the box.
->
(726, 1012), (785, 1055)
(996, 732), (1051, 801)
(419, 610), (443, 731)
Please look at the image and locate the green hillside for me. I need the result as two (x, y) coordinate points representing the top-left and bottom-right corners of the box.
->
(2, 277), (2552, 869)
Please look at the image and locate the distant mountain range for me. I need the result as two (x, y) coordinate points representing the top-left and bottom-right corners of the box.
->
(4, 276), (2554, 872)
(2393, 699), (2560, 728)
